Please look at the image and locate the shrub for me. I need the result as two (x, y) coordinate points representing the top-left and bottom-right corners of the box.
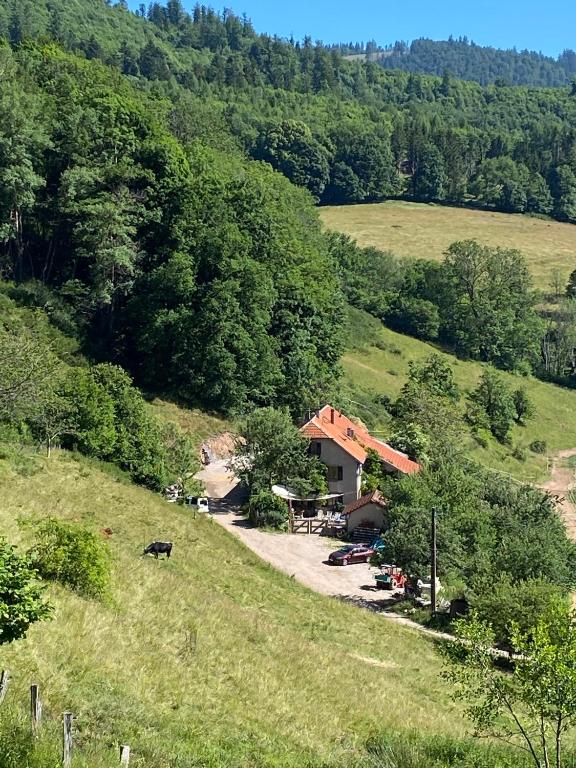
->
(513, 387), (535, 425)
(468, 576), (569, 649)
(0, 539), (52, 645)
(511, 445), (526, 462)
(385, 296), (440, 341)
(469, 368), (516, 443)
(530, 439), (547, 454)
(472, 429), (490, 449)
(28, 519), (111, 599)
(247, 490), (288, 530)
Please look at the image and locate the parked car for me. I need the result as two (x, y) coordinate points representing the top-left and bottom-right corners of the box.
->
(328, 543), (375, 565)
(185, 496), (209, 513)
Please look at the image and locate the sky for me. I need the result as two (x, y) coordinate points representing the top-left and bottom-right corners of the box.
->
(128, 0), (576, 57)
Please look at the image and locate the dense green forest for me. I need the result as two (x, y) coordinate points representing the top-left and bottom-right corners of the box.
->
(3, 0), (576, 219)
(2, 0), (576, 414)
(354, 38), (576, 87)
(0, 40), (342, 418)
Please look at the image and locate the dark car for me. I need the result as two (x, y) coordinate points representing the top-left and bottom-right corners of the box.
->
(328, 543), (375, 566)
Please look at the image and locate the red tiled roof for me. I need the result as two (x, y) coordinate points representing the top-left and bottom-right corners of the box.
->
(344, 490), (388, 516)
(301, 404), (421, 475)
(301, 423), (329, 440)
(301, 412), (367, 463)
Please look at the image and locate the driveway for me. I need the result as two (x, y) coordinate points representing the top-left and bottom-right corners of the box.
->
(195, 460), (399, 606)
(210, 507), (391, 606)
(195, 459), (245, 503)
(195, 460), (452, 636)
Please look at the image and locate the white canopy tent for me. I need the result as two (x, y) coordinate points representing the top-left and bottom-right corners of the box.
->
(271, 484), (341, 502)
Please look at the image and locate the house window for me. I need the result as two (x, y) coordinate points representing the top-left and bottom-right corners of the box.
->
(327, 466), (343, 481)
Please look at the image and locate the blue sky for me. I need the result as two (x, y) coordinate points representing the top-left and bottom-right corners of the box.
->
(128, 1), (576, 56)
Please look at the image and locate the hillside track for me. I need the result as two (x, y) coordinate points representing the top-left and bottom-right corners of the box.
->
(540, 449), (576, 538)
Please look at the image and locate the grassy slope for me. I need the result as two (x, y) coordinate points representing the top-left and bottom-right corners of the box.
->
(343, 307), (576, 482)
(0, 451), (461, 768)
(320, 201), (576, 290)
(149, 398), (232, 445)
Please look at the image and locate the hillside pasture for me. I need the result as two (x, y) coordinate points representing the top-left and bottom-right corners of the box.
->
(321, 201), (576, 290)
(343, 308), (576, 482)
(0, 449), (468, 767)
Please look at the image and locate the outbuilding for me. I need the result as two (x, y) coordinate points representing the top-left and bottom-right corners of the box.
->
(344, 490), (388, 535)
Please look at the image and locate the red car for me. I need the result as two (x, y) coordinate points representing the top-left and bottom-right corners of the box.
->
(328, 543), (375, 566)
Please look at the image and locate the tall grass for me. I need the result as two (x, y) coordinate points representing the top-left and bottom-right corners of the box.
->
(0, 449), (463, 766)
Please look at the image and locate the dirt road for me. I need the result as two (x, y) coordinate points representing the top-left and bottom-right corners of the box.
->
(195, 460), (459, 640)
(195, 459), (242, 501)
(540, 449), (576, 538)
(196, 460), (398, 604)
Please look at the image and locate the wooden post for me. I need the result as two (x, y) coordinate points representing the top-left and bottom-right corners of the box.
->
(30, 684), (42, 735)
(431, 507), (437, 616)
(62, 712), (73, 767)
(119, 745), (131, 765)
(0, 671), (10, 706)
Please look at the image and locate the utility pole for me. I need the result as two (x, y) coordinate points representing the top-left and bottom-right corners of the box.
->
(430, 506), (437, 616)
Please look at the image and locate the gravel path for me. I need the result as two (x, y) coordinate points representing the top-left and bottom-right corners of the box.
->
(211, 507), (387, 604)
(540, 449), (576, 538)
(195, 460), (456, 639)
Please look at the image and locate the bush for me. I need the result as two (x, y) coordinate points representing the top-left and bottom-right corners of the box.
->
(385, 296), (440, 341)
(0, 539), (51, 645)
(28, 519), (111, 599)
(469, 368), (516, 442)
(469, 576), (568, 649)
(530, 439), (547, 454)
(511, 445), (526, 462)
(513, 387), (535, 425)
(247, 491), (288, 530)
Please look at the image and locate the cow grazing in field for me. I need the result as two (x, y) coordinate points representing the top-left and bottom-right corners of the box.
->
(143, 541), (173, 559)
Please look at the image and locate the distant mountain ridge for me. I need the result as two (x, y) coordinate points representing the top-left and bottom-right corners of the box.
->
(337, 37), (576, 87)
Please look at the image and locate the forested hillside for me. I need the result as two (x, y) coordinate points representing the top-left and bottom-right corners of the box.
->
(4, 0), (576, 220)
(0, 41), (342, 417)
(371, 38), (576, 87)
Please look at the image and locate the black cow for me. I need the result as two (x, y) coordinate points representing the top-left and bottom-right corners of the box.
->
(143, 541), (173, 559)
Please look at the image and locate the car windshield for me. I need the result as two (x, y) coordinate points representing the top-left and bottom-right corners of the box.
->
(339, 546), (354, 553)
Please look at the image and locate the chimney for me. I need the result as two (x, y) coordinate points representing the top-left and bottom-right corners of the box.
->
(330, 408), (335, 424)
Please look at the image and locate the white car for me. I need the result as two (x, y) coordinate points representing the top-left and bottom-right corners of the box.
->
(185, 496), (209, 513)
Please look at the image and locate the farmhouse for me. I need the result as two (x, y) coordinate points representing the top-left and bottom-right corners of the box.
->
(300, 405), (420, 505)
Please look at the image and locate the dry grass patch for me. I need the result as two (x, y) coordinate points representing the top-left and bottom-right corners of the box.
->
(321, 201), (576, 290)
(149, 398), (232, 449)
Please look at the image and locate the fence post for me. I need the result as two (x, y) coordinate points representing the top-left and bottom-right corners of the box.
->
(119, 745), (131, 765)
(0, 671), (9, 706)
(30, 684), (42, 735)
(62, 712), (73, 767)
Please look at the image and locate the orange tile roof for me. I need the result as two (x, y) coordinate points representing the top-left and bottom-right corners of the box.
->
(344, 490), (388, 516)
(301, 405), (421, 475)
